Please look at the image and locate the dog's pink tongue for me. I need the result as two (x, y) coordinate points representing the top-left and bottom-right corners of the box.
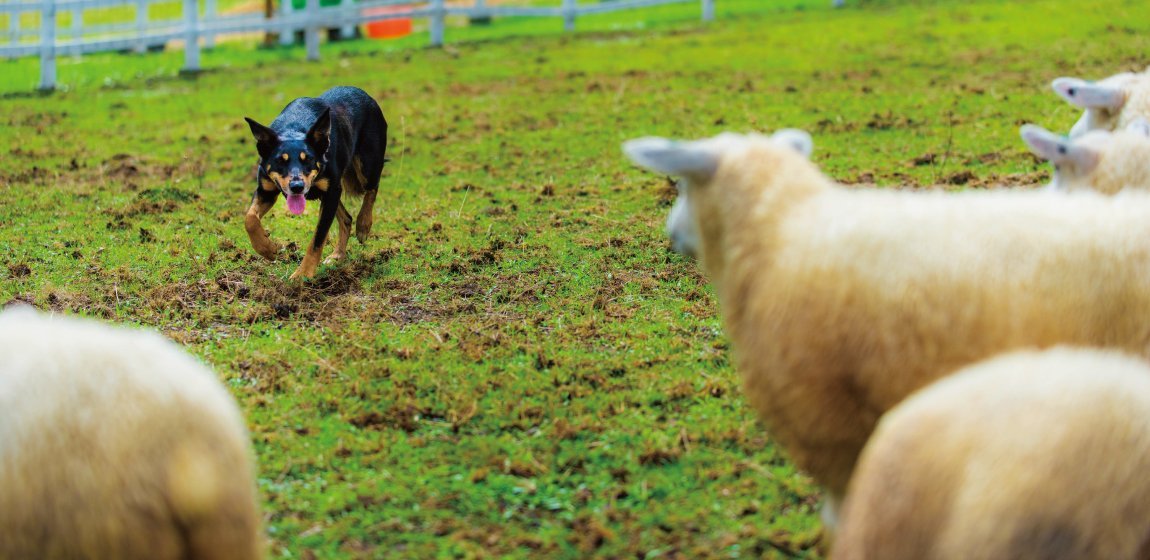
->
(286, 194), (306, 216)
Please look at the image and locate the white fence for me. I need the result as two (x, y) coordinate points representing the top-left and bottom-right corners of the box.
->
(0, 0), (722, 91)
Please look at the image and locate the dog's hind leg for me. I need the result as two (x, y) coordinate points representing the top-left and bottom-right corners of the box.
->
(325, 202), (353, 265)
(355, 185), (376, 244)
(355, 114), (387, 244)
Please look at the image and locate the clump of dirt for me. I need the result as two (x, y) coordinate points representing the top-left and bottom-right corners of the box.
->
(942, 170), (976, 185)
(911, 152), (937, 166)
(348, 401), (424, 433)
(106, 187), (199, 224)
(106, 154), (142, 180)
(448, 238), (507, 274)
(866, 110), (917, 130)
(7, 263), (31, 278)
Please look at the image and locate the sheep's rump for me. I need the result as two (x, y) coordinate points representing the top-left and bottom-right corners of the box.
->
(0, 309), (262, 560)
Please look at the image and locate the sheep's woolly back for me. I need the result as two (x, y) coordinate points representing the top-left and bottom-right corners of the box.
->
(1061, 128), (1150, 193)
(1022, 124), (1150, 194)
(642, 132), (1150, 502)
(0, 308), (262, 560)
(833, 348), (1150, 560)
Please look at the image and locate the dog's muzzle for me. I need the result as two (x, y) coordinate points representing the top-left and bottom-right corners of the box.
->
(288, 178), (306, 194)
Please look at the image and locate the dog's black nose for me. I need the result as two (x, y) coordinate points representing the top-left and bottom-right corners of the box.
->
(288, 179), (306, 194)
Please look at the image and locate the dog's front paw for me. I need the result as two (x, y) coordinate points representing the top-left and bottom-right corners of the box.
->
(289, 263), (317, 281)
(323, 251), (346, 265)
(256, 241), (281, 261)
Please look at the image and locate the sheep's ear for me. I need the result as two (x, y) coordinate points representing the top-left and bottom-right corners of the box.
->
(1051, 77), (1126, 109)
(1020, 124), (1066, 161)
(623, 137), (719, 182)
(1020, 124), (1100, 172)
(1127, 118), (1150, 138)
(772, 128), (813, 158)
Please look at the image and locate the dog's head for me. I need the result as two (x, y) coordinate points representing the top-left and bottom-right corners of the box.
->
(244, 109), (331, 215)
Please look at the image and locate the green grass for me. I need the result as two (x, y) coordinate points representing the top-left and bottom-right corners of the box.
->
(2, 0), (1149, 558)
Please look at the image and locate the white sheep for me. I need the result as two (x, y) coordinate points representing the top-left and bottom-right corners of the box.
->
(832, 347), (1150, 560)
(623, 130), (1150, 522)
(0, 307), (263, 560)
(1021, 119), (1150, 194)
(1052, 68), (1150, 137)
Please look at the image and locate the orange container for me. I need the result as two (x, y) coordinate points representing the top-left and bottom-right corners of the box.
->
(364, 5), (414, 39)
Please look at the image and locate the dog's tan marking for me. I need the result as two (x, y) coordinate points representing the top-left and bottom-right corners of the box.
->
(312, 175), (328, 192)
(300, 152), (307, 161)
(325, 202), (353, 264)
(244, 197), (279, 261)
(259, 178), (277, 192)
(341, 156), (367, 196)
(265, 164), (270, 172)
(356, 188), (376, 244)
(281, 153), (289, 162)
(267, 171), (290, 192)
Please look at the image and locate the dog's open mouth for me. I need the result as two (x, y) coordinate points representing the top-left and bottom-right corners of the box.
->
(286, 194), (306, 215)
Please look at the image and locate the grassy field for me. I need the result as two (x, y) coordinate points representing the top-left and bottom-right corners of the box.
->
(2, 0), (1149, 558)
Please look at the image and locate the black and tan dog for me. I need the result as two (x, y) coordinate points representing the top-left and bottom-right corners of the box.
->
(243, 86), (387, 279)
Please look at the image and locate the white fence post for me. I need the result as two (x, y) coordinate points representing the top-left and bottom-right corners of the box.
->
(428, 0), (444, 47)
(39, 0), (56, 91)
(280, 0), (293, 46)
(304, 0), (318, 60)
(70, 8), (81, 40)
(701, 0), (714, 22)
(182, 0), (200, 72)
(429, 0), (444, 47)
(562, 0), (575, 32)
(134, 0), (147, 53)
(204, 0), (217, 48)
(9, 9), (19, 44)
(338, 0), (354, 39)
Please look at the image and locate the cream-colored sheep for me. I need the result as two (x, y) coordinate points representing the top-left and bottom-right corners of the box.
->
(1052, 68), (1150, 137)
(1021, 119), (1150, 194)
(832, 347), (1150, 560)
(624, 130), (1150, 518)
(0, 307), (263, 560)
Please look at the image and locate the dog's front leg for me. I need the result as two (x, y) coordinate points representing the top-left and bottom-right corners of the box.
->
(290, 186), (342, 280)
(244, 188), (280, 261)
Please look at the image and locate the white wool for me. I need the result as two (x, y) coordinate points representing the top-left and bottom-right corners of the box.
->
(833, 348), (1150, 560)
(0, 307), (262, 560)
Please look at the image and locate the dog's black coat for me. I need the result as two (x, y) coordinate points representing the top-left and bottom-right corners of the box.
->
(245, 86), (387, 258)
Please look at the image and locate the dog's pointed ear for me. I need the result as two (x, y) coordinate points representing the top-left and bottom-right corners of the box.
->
(245, 117), (279, 160)
(308, 108), (332, 156)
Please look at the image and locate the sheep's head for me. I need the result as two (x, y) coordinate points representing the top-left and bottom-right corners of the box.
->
(623, 129), (814, 261)
(1051, 71), (1147, 137)
(1021, 119), (1150, 194)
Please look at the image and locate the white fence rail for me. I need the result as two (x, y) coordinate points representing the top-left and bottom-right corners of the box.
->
(0, 0), (725, 91)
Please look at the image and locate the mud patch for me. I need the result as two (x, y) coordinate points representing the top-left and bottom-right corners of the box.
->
(7, 263), (31, 278)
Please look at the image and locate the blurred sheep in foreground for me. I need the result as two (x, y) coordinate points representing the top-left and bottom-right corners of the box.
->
(833, 347), (1150, 560)
(0, 307), (263, 560)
